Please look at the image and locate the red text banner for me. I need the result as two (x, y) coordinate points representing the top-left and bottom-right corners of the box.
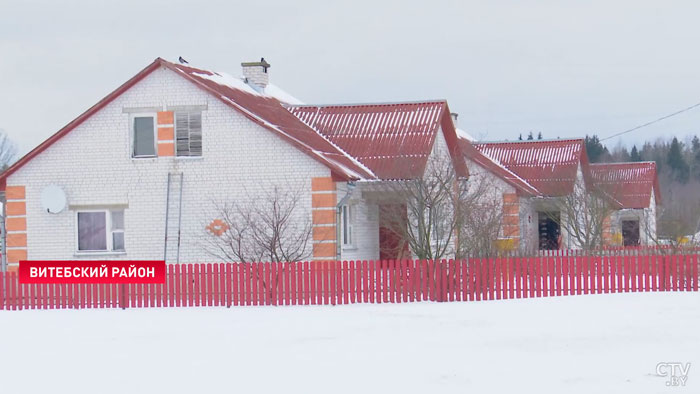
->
(18, 260), (166, 284)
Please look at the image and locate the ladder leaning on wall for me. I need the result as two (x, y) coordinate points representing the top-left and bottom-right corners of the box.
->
(164, 173), (184, 264)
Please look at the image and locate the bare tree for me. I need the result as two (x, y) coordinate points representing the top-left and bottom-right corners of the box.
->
(544, 179), (618, 250)
(377, 153), (466, 260)
(456, 175), (507, 257)
(0, 131), (17, 171)
(202, 186), (312, 263)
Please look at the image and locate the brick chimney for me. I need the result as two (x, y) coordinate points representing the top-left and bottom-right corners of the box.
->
(241, 58), (270, 89)
(451, 112), (459, 127)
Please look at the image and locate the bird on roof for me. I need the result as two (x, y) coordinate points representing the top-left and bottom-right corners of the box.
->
(178, 56), (189, 65)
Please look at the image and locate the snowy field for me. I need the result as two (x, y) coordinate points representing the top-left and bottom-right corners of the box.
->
(1, 292), (698, 394)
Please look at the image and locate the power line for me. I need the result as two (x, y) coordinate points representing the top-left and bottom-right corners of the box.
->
(601, 101), (700, 141)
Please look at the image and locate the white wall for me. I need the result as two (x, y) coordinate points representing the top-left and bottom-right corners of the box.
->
(9, 66), (331, 262)
(338, 182), (380, 261)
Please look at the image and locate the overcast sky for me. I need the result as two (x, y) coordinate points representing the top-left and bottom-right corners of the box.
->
(2, 0), (700, 156)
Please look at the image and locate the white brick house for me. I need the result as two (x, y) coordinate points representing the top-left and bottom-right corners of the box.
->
(0, 57), (661, 271)
(0, 58), (467, 270)
(458, 138), (661, 251)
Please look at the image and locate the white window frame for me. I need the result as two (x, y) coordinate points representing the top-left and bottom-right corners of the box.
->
(341, 204), (355, 248)
(130, 113), (157, 159)
(75, 209), (126, 254)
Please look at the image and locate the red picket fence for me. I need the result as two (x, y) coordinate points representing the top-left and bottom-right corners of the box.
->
(1, 253), (698, 310)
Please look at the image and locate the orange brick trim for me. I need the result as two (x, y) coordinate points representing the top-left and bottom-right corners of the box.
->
(158, 143), (175, 157)
(5, 184), (28, 263)
(6, 217), (27, 231)
(503, 215), (519, 226)
(7, 233), (27, 248)
(6, 201), (26, 216)
(312, 210), (336, 225)
(312, 193), (336, 208)
(311, 177), (335, 192)
(503, 204), (519, 215)
(7, 264), (19, 273)
(311, 176), (338, 260)
(7, 249), (27, 264)
(6, 185), (25, 200)
(157, 127), (174, 141)
(502, 193), (520, 241)
(503, 193), (518, 204)
(313, 243), (337, 258)
(313, 226), (336, 241)
(602, 215), (613, 245)
(157, 111), (174, 125)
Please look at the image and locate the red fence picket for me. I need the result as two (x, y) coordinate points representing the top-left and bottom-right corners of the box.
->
(2, 253), (699, 310)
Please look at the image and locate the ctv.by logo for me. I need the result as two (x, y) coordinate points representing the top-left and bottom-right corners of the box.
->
(656, 362), (691, 387)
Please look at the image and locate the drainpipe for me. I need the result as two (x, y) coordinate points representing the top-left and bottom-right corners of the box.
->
(336, 182), (356, 259)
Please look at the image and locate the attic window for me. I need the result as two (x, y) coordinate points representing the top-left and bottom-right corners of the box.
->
(175, 112), (202, 157)
(132, 115), (156, 158)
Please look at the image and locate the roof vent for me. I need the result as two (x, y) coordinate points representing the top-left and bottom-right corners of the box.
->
(241, 57), (271, 89)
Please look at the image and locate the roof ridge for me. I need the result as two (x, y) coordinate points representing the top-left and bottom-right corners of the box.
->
(475, 138), (585, 144)
(590, 161), (656, 166)
(286, 99), (447, 108)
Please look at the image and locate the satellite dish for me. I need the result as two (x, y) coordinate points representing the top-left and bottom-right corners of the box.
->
(40, 185), (67, 214)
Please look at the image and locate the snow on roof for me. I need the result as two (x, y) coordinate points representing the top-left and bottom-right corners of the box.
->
(458, 137), (540, 196)
(264, 83), (303, 105)
(456, 128), (476, 141)
(589, 162), (661, 208)
(287, 101), (468, 180)
(164, 59), (375, 180)
(472, 139), (586, 196)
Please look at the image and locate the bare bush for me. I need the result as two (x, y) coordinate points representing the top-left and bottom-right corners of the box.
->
(202, 186), (312, 263)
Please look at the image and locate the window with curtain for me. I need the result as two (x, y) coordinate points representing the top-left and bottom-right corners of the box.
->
(77, 210), (125, 252)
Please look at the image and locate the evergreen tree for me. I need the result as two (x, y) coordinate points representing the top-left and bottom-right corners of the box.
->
(518, 133), (523, 141)
(667, 137), (689, 183)
(691, 136), (700, 180)
(584, 134), (609, 163)
(527, 131), (534, 140)
(537, 132), (543, 140)
(630, 145), (642, 161)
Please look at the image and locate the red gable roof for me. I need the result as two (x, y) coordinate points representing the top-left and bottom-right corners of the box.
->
(287, 102), (468, 180)
(589, 162), (661, 209)
(162, 60), (374, 180)
(471, 139), (588, 196)
(458, 139), (540, 196)
(0, 58), (375, 188)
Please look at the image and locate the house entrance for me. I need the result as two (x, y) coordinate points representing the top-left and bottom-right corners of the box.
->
(538, 211), (560, 250)
(378, 204), (410, 261)
(622, 219), (640, 246)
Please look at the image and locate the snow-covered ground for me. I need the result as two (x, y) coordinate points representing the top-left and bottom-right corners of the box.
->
(1, 292), (698, 393)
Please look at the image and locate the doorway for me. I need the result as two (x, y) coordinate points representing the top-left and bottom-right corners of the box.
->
(538, 211), (560, 250)
(622, 219), (640, 246)
(378, 204), (410, 261)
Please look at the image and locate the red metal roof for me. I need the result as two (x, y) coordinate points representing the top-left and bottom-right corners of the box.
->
(458, 139), (540, 196)
(471, 139), (588, 196)
(589, 162), (660, 208)
(287, 102), (468, 180)
(163, 60), (374, 180)
(0, 58), (376, 187)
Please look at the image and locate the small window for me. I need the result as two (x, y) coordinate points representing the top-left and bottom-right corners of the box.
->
(132, 115), (156, 157)
(341, 205), (354, 247)
(175, 112), (202, 157)
(77, 210), (125, 252)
